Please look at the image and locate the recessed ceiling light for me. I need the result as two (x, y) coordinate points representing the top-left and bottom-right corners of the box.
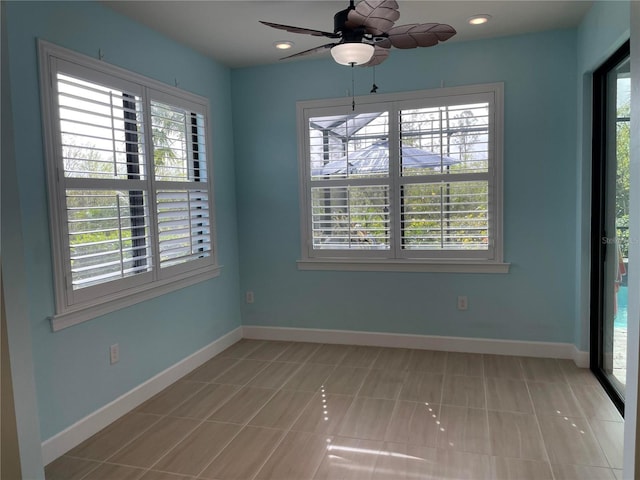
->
(468, 14), (491, 25)
(274, 41), (294, 50)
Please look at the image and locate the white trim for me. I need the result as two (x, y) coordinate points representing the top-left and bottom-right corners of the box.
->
(572, 345), (590, 368)
(242, 325), (586, 360)
(40, 326), (242, 465)
(297, 259), (510, 273)
(50, 266), (222, 331)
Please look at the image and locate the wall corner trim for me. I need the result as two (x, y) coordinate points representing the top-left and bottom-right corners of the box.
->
(40, 326), (242, 465)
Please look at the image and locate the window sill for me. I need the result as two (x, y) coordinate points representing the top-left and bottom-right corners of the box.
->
(50, 266), (222, 332)
(297, 259), (510, 273)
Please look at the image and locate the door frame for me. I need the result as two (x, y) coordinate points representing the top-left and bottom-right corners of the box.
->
(590, 39), (631, 416)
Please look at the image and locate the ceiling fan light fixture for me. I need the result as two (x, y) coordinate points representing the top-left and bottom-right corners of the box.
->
(468, 14), (491, 25)
(274, 40), (294, 50)
(331, 42), (374, 65)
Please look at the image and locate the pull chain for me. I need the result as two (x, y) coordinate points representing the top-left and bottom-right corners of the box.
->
(351, 64), (356, 111)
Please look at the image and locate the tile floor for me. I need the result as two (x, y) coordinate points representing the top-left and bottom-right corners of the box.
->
(45, 340), (625, 480)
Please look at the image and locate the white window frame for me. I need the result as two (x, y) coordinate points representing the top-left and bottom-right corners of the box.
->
(38, 41), (220, 331)
(297, 83), (509, 273)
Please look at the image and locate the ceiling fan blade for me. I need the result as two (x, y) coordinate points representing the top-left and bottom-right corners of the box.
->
(346, 0), (400, 36)
(359, 45), (390, 67)
(260, 21), (339, 39)
(387, 23), (456, 49)
(279, 43), (336, 60)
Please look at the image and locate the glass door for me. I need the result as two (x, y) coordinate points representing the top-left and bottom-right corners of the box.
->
(591, 40), (631, 414)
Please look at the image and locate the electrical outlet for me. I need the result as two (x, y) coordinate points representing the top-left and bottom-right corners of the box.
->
(246, 291), (254, 304)
(457, 296), (468, 311)
(110, 344), (119, 364)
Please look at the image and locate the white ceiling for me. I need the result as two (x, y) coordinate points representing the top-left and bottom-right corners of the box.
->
(104, 1), (593, 68)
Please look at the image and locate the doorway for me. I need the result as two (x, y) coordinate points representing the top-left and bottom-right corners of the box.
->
(591, 40), (631, 414)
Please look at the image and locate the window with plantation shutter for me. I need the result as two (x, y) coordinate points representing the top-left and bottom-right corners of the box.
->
(39, 41), (218, 330)
(297, 84), (508, 273)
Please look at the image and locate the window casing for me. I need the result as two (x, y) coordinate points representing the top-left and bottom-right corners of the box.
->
(297, 84), (507, 272)
(39, 41), (219, 330)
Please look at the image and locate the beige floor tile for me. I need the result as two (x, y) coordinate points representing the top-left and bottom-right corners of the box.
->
(613, 469), (624, 480)
(442, 375), (486, 408)
(358, 368), (405, 399)
(407, 349), (447, 373)
(44, 456), (100, 480)
(314, 437), (383, 479)
(384, 401), (440, 447)
(276, 342), (321, 363)
(445, 352), (484, 377)
(207, 386), (276, 424)
(212, 359), (268, 385)
(551, 463), (617, 479)
(436, 405), (490, 455)
(340, 346), (381, 368)
(433, 449), (493, 479)
(183, 356), (238, 383)
(590, 419), (624, 469)
(528, 381), (584, 417)
(483, 355), (524, 379)
(485, 377), (534, 414)
(487, 411), (547, 460)
(291, 393), (355, 435)
(108, 416), (200, 468)
(136, 381), (205, 415)
(557, 360), (600, 386)
(521, 357), (566, 383)
(371, 442), (436, 480)
(308, 344), (352, 365)
(323, 366), (368, 395)
(339, 397), (396, 440)
(492, 457), (553, 480)
(246, 361), (301, 389)
(199, 426), (285, 480)
(282, 362), (335, 391)
(219, 339), (264, 358)
(67, 412), (161, 461)
(254, 430), (331, 480)
(571, 384), (623, 421)
(81, 463), (145, 480)
(538, 415), (609, 467)
(246, 341), (292, 361)
(139, 471), (194, 480)
(399, 371), (444, 403)
(249, 389), (314, 429)
(152, 421), (240, 476)
(373, 348), (413, 370)
(168, 383), (239, 419)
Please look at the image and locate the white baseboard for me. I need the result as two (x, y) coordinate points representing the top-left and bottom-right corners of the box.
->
(242, 325), (590, 362)
(41, 326), (242, 466)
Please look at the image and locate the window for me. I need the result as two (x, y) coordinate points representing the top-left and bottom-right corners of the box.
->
(297, 84), (507, 272)
(39, 41), (218, 330)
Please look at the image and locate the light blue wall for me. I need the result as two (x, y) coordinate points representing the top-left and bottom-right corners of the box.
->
(4, 1), (241, 441)
(232, 30), (579, 343)
(575, 0), (630, 350)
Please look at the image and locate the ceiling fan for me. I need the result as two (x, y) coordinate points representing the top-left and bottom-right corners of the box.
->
(260, 0), (456, 67)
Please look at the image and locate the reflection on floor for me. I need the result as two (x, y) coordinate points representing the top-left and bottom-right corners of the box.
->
(45, 340), (625, 480)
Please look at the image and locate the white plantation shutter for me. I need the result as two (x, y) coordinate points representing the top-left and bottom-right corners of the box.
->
(156, 189), (211, 268)
(40, 42), (217, 325)
(151, 100), (212, 272)
(298, 84), (503, 267)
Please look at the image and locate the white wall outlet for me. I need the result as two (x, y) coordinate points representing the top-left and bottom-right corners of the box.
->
(457, 296), (468, 311)
(109, 344), (119, 364)
(246, 291), (254, 304)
